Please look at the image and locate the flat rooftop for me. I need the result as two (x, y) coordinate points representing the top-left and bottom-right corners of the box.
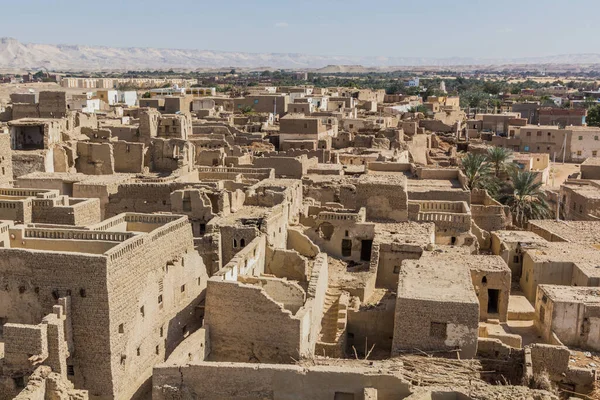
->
(538, 284), (600, 304)
(399, 259), (477, 303)
(528, 220), (600, 245)
(493, 230), (548, 244)
(419, 252), (510, 272)
(374, 222), (434, 246)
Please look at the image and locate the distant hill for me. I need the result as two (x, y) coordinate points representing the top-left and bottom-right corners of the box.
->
(2, 37), (600, 71)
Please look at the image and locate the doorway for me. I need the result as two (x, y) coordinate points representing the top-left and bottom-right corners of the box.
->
(360, 240), (373, 261)
(487, 289), (500, 314)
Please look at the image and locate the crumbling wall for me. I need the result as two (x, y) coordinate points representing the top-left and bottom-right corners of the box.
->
(265, 247), (310, 282)
(113, 141), (145, 173)
(76, 142), (115, 175)
(204, 278), (310, 363)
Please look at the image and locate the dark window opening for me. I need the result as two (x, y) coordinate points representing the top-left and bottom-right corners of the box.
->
(341, 239), (352, 257)
(334, 393), (355, 400)
(13, 376), (25, 389)
(430, 322), (447, 339)
(393, 265), (400, 274)
(67, 365), (75, 376)
(482, 276), (487, 285)
(450, 236), (457, 245)
(513, 255), (520, 264)
(487, 289), (500, 314)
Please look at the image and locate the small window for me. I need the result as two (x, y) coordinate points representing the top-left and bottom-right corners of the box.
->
(595, 136), (599, 141)
(345, 230), (349, 237)
(513, 255), (520, 264)
(430, 322), (447, 339)
(393, 266), (400, 274)
(160, 326), (164, 337)
(240, 238), (245, 247)
(181, 284), (186, 293)
(137, 347), (141, 356)
(537, 131), (542, 136)
(482, 276), (487, 285)
(579, 136), (583, 140)
(158, 294), (163, 304)
(140, 306), (145, 317)
(577, 151), (582, 156)
(304, 123), (308, 129)
(79, 288), (86, 298)
(594, 151), (598, 157)
(233, 239), (237, 248)
(119, 324), (124, 334)
(542, 295), (548, 304)
(67, 365), (75, 376)
(526, 132), (531, 136)
(155, 345), (160, 355)
(198, 277), (202, 286)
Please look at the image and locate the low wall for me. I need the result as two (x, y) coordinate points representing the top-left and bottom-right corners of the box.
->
(153, 361), (412, 400)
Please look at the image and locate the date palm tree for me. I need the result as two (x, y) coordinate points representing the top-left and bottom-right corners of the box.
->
(497, 170), (551, 226)
(461, 153), (495, 191)
(486, 146), (514, 177)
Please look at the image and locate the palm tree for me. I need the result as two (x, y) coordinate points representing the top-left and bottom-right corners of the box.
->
(497, 170), (552, 226)
(461, 153), (495, 191)
(486, 147), (513, 177)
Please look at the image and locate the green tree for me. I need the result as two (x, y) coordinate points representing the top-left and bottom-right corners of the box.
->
(486, 147), (513, 177)
(587, 105), (600, 127)
(497, 170), (551, 226)
(461, 153), (495, 191)
(142, 92), (152, 98)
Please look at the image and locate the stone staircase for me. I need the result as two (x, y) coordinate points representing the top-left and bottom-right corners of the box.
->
(316, 285), (349, 357)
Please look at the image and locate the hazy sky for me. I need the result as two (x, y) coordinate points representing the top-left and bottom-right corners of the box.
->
(2, 0), (598, 58)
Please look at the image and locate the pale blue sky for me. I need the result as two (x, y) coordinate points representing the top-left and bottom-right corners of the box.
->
(1, 0), (598, 58)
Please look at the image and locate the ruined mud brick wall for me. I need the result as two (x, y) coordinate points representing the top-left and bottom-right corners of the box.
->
(195, 233), (221, 275)
(3, 322), (48, 370)
(0, 132), (14, 184)
(0, 249), (111, 397)
(0, 198), (31, 223)
(477, 339), (525, 384)
(347, 293), (396, 356)
(38, 91), (67, 118)
(139, 108), (160, 141)
(104, 182), (184, 217)
(106, 125), (139, 142)
(11, 151), (52, 179)
(11, 103), (40, 119)
(31, 198), (101, 226)
(75, 142), (115, 175)
(253, 155), (316, 178)
(104, 217), (208, 400)
(149, 139), (194, 173)
(113, 141), (145, 173)
(152, 362), (413, 400)
(204, 278), (311, 363)
(217, 224), (262, 266)
(157, 114), (192, 139)
(354, 180), (409, 222)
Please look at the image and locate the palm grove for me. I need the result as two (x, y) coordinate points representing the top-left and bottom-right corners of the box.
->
(461, 147), (552, 226)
